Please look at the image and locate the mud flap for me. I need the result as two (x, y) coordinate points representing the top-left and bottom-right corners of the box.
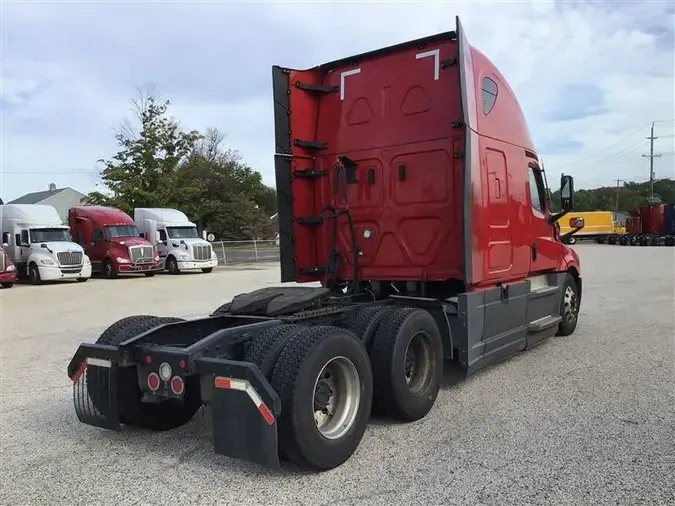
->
(72, 358), (121, 431)
(195, 357), (282, 468)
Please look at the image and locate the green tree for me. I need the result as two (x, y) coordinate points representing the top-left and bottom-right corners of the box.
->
(87, 85), (202, 213)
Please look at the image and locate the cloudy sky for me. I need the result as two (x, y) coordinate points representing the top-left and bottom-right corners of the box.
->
(1, 0), (674, 202)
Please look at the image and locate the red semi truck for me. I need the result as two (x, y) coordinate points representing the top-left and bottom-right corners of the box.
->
(0, 250), (17, 288)
(67, 18), (582, 471)
(69, 206), (163, 278)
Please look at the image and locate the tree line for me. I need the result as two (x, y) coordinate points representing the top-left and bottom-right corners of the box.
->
(550, 178), (675, 213)
(86, 85), (277, 241)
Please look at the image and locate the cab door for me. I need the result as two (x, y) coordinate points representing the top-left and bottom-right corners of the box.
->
(527, 163), (561, 274)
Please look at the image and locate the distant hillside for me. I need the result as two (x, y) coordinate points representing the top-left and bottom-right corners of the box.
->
(550, 178), (675, 212)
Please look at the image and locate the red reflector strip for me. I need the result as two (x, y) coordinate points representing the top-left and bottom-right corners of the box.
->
(213, 375), (275, 426)
(214, 377), (231, 389)
(257, 403), (275, 426)
(72, 360), (88, 384)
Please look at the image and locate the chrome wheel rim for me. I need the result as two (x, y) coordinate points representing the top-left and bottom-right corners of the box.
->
(404, 331), (434, 395)
(563, 285), (579, 324)
(312, 356), (361, 440)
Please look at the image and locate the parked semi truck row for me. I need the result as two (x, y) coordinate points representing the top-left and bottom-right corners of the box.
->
(68, 17), (584, 472)
(1, 204), (92, 284)
(578, 203), (675, 246)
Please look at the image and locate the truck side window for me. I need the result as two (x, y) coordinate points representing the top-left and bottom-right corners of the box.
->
(92, 229), (103, 242)
(482, 77), (498, 115)
(528, 166), (545, 213)
(159, 230), (167, 242)
(21, 230), (29, 245)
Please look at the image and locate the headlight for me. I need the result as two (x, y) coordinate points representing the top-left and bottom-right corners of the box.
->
(116, 257), (129, 263)
(154, 255), (160, 262)
(6, 264), (16, 272)
(40, 259), (55, 266)
(179, 254), (190, 260)
(84, 255), (91, 264)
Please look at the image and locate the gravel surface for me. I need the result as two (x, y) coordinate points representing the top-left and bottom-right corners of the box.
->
(1, 246), (673, 506)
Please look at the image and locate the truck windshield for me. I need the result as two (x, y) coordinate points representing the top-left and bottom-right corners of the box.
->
(30, 228), (71, 243)
(167, 226), (199, 239)
(105, 225), (139, 238)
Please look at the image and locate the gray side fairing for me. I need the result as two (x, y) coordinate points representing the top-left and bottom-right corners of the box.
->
(450, 272), (568, 376)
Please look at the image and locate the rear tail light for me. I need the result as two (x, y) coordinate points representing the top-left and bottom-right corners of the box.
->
(170, 376), (185, 395)
(147, 372), (160, 391)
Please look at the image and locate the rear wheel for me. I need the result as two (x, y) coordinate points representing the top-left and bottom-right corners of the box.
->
(270, 325), (372, 470)
(244, 324), (306, 378)
(556, 274), (580, 336)
(666, 236), (675, 247)
(87, 315), (201, 430)
(339, 305), (391, 352)
(369, 307), (443, 421)
(568, 236), (577, 245)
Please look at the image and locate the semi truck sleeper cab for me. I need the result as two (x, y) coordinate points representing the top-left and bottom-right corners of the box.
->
(67, 17), (583, 472)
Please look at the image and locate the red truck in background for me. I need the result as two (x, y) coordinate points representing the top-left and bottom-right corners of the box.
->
(69, 206), (163, 278)
(619, 203), (675, 246)
(0, 249), (17, 288)
(68, 17), (583, 472)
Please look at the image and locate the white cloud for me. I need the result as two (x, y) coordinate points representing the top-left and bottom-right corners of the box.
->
(1, 0), (673, 202)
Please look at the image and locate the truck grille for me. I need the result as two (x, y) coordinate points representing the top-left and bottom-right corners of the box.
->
(192, 244), (212, 261)
(129, 245), (154, 264)
(57, 251), (83, 266)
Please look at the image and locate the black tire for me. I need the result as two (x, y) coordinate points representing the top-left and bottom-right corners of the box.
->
(76, 277), (88, 283)
(29, 263), (41, 285)
(650, 236), (659, 247)
(88, 315), (201, 430)
(244, 324), (306, 378)
(608, 236), (617, 245)
(568, 236), (577, 245)
(619, 236), (627, 246)
(369, 307), (443, 422)
(665, 236), (675, 247)
(210, 302), (231, 316)
(340, 305), (391, 351)
(166, 256), (180, 275)
(556, 274), (580, 336)
(270, 325), (372, 470)
(1, 282), (13, 289)
(201, 267), (213, 273)
(103, 259), (117, 279)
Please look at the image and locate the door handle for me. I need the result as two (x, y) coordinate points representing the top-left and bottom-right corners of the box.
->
(531, 242), (537, 261)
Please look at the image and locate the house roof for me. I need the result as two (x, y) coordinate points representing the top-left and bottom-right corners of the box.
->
(8, 187), (83, 205)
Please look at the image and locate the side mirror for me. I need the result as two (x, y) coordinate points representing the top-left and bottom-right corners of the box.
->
(560, 175), (574, 211)
(569, 217), (584, 229)
(155, 231), (161, 242)
(2, 232), (9, 244)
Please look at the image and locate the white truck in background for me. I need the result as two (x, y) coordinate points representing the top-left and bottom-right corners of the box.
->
(0, 204), (92, 284)
(134, 208), (218, 274)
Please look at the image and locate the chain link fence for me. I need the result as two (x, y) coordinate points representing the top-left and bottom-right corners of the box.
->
(211, 240), (280, 265)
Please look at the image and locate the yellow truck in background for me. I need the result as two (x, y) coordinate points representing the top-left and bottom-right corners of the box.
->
(558, 211), (625, 244)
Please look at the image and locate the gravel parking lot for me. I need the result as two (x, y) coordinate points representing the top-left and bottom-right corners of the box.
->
(1, 245), (673, 506)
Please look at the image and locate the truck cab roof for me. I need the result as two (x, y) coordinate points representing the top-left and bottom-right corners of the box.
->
(69, 206), (135, 226)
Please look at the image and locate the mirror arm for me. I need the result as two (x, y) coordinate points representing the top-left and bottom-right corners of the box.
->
(548, 209), (569, 226)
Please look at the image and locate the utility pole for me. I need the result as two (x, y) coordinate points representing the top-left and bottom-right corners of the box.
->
(642, 122), (662, 197)
(614, 179), (624, 210)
